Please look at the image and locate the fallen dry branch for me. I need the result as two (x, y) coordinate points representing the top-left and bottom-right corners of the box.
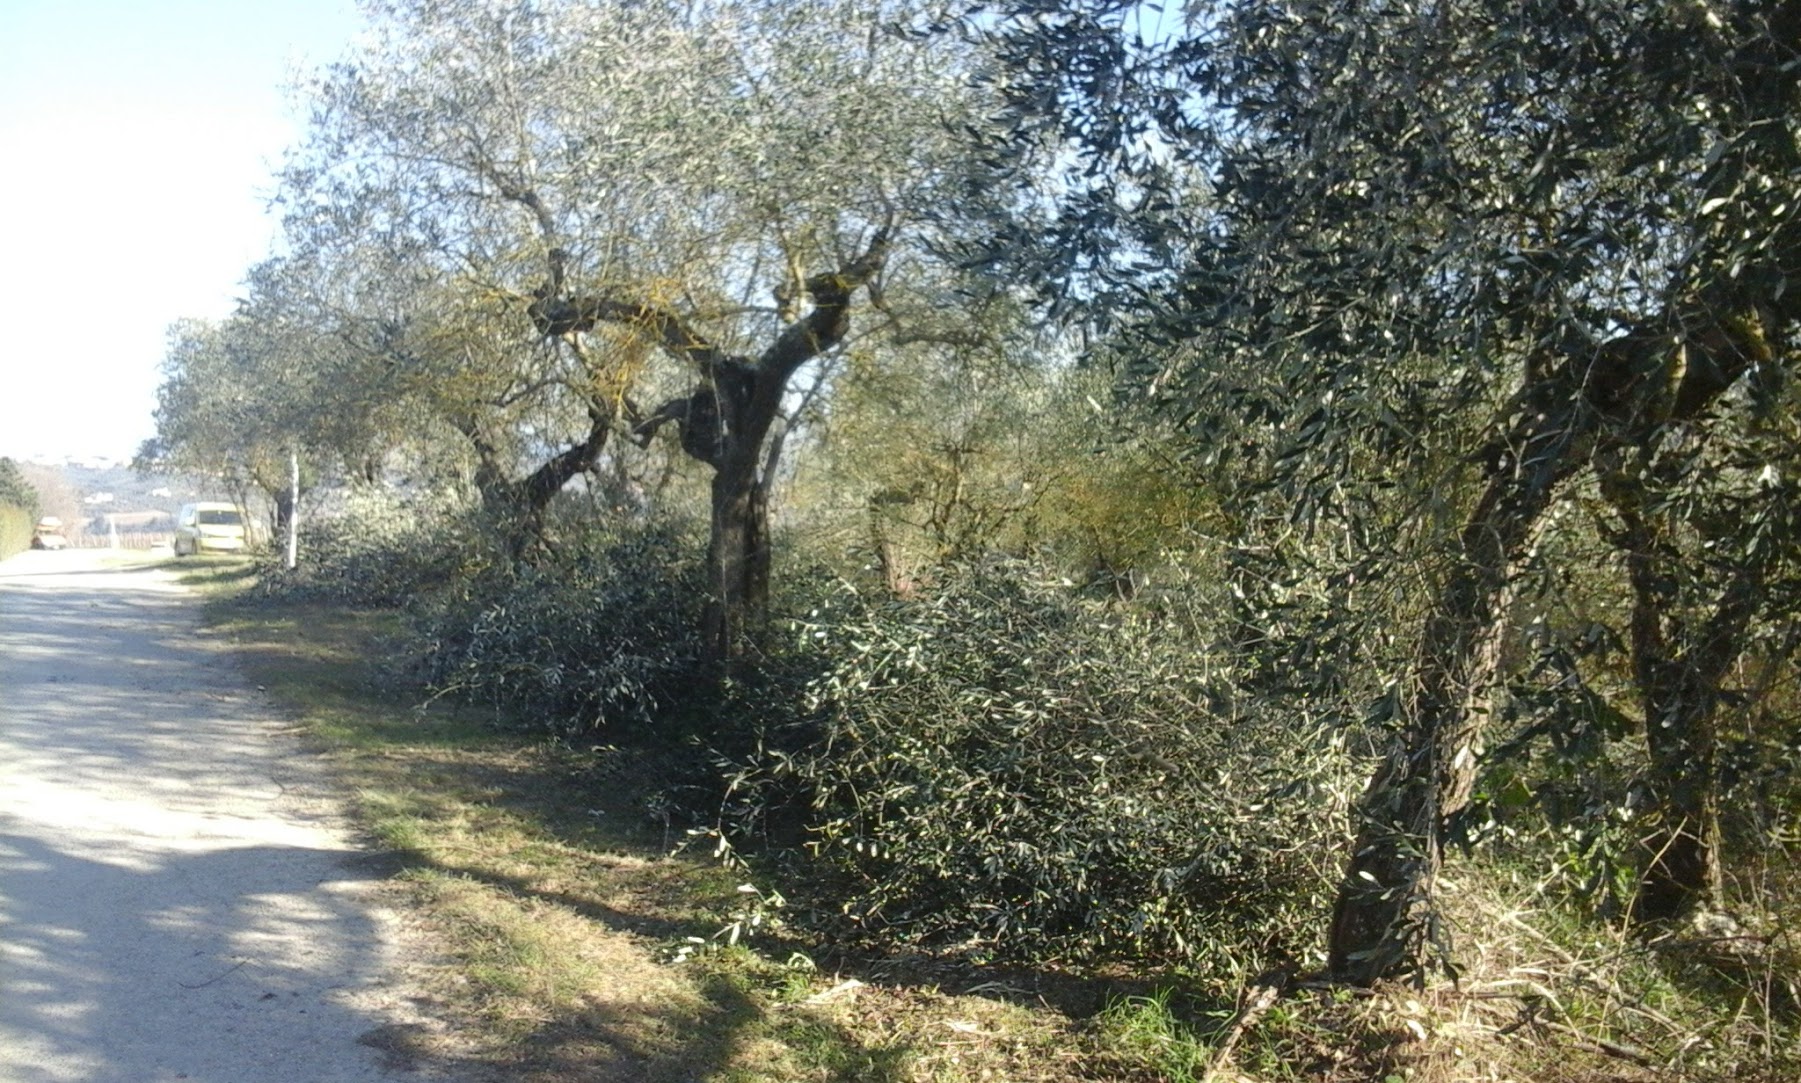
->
(1202, 970), (1289, 1083)
(1540, 1021), (1662, 1071)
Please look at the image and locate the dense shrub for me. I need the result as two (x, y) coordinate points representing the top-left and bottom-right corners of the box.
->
(0, 457), (37, 517)
(0, 504), (32, 560)
(720, 559), (1357, 966)
(257, 488), (1358, 967)
(257, 487), (482, 606)
(412, 515), (709, 735)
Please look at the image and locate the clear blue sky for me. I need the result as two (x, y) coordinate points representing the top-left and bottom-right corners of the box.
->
(0, 0), (365, 463)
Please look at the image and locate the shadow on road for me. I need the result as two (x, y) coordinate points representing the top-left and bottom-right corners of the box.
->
(0, 833), (409, 1083)
(0, 551), (445, 1083)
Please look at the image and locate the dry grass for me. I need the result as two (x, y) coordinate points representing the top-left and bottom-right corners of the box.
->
(1192, 869), (1801, 1083)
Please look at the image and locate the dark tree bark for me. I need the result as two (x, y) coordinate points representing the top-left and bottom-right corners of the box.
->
(1327, 375), (1599, 984)
(706, 450), (772, 662)
(457, 399), (615, 564)
(1603, 442), (1772, 923)
(1620, 539), (1750, 923)
(270, 484), (295, 543)
(1328, 309), (1773, 984)
(618, 227), (891, 668)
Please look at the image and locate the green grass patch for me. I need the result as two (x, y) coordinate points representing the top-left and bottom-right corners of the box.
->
(1095, 989), (1212, 1083)
(168, 554), (260, 593)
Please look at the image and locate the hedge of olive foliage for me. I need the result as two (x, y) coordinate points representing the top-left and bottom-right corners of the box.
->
(263, 502), (1356, 966)
(716, 560), (1356, 965)
(409, 517), (709, 736)
(257, 487), (480, 607)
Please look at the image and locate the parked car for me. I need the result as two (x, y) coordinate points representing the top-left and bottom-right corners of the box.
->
(173, 502), (247, 556)
(30, 517), (67, 550)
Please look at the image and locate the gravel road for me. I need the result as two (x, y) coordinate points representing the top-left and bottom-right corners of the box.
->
(0, 549), (446, 1083)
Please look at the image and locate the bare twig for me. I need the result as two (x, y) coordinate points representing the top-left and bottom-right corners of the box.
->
(178, 958), (249, 989)
(1202, 970), (1288, 1083)
(1540, 1021), (1662, 1071)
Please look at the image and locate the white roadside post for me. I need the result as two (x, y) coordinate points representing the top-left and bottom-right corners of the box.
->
(286, 448), (300, 571)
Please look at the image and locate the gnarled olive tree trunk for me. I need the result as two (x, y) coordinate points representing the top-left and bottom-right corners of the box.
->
(623, 228), (892, 669)
(706, 444), (773, 663)
(1605, 454), (1771, 923)
(1327, 379), (1597, 984)
(1328, 312), (1769, 984)
(457, 400), (615, 564)
(1623, 562), (1744, 923)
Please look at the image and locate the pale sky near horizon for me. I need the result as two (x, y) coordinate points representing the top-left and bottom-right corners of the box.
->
(0, 0), (366, 463)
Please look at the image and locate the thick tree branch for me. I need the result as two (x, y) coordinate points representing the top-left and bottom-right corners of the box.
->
(630, 395), (689, 447)
(586, 297), (744, 377)
(517, 398), (613, 510)
(757, 224), (893, 381)
(630, 389), (725, 468)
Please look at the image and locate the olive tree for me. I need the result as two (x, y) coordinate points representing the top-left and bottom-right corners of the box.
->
(279, 0), (671, 559)
(962, 0), (1801, 982)
(150, 313), (322, 539)
(150, 250), (447, 539)
(285, 0), (995, 663)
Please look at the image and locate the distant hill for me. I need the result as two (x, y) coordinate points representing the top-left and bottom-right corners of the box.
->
(20, 459), (221, 538)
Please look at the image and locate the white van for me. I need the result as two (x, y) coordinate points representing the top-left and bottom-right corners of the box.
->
(31, 516), (68, 550)
(174, 502), (247, 556)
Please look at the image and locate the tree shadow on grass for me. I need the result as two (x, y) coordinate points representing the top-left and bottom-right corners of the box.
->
(495, 965), (919, 1083)
(435, 740), (1174, 1018)
(347, 767), (1163, 1083)
(214, 595), (1146, 1079)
